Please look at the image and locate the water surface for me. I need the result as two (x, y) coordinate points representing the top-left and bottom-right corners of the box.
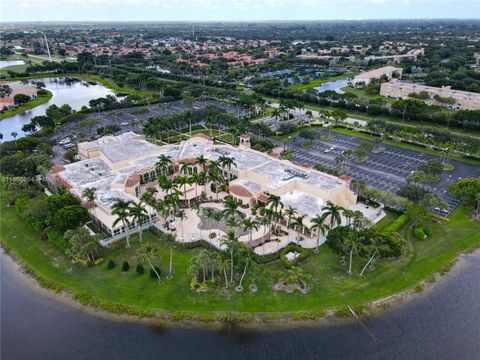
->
(0, 60), (26, 68)
(314, 79), (350, 94)
(0, 77), (115, 140)
(1, 251), (479, 360)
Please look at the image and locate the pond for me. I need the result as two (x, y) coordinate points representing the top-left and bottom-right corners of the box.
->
(2, 250), (479, 360)
(0, 77), (116, 141)
(0, 60), (26, 68)
(314, 79), (351, 94)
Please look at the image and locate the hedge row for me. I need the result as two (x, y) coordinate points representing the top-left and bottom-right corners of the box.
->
(279, 243), (311, 269)
(382, 214), (409, 235)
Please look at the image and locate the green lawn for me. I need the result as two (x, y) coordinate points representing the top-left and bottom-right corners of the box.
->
(372, 211), (400, 232)
(1, 191), (479, 316)
(0, 90), (53, 120)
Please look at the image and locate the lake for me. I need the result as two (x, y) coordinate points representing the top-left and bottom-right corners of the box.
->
(0, 77), (115, 141)
(314, 79), (351, 94)
(0, 60), (26, 68)
(1, 250), (479, 360)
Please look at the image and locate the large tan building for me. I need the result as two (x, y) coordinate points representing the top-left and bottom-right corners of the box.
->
(380, 79), (480, 110)
(352, 65), (403, 86)
(50, 132), (363, 239)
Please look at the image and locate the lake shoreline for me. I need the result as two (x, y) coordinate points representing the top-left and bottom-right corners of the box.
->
(0, 89), (53, 121)
(2, 243), (476, 330)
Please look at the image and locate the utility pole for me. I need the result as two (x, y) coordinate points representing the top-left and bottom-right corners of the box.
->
(44, 34), (52, 62)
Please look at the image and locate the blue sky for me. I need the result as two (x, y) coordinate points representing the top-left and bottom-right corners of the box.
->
(4, 0), (479, 22)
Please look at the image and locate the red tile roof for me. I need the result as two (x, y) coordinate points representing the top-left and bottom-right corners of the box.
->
(50, 164), (66, 173)
(230, 185), (253, 198)
(126, 174), (140, 187)
(257, 194), (269, 203)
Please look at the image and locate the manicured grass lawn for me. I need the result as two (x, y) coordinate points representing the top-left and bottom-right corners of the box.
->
(372, 211), (400, 232)
(0, 90), (53, 120)
(1, 191), (479, 314)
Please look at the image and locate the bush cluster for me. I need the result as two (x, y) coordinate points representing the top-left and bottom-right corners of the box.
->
(279, 244), (310, 269)
(382, 214), (409, 236)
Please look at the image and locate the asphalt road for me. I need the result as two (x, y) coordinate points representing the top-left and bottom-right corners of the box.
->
(289, 130), (480, 216)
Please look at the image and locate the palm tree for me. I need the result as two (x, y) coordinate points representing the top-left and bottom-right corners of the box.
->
(158, 175), (175, 195)
(129, 202), (148, 242)
(195, 154), (208, 172)
(322, 203), (344, 229)
(140, 189), (157, 226)
(175, 175), (191, 205)
(271, 107), (283, 121)
(11, 131), (18, 141)
(242, 218), (259, 246)
(179, 161), (192, 176)
(225, 216), (240, 231)
(343, 209), (355, 227)
(156, 154), (172, 175)
(217, 252), (230, 289)
(112, 198), (133, 248)
(195, 249), (212, 283)
(208, 169), (221, 201)
(221, 230), (238, 284)
(218, 154), (236, 182)
(346, 232), (359, 275)
(164, 233), (176, 279)
(138, 242), (162, 284)
(82, 187), (97, 222)
(360, 234), (380, 276)
(222, 195), (240, 220)
(190, 172), (202, 201)
(237, 247), (255, 291)
(267, 194), (284, 215)
(310, 214), (329, 253)
(176, 209), (187, 239)
(292, 214), (307, 244)
(284, 206), (297, 229)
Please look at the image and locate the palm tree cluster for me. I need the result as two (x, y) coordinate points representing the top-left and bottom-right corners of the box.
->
(189, 231), (255, 291)
(111, 198), (149, 247)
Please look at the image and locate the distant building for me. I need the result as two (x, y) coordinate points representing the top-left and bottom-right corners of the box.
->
(352, 66), (403, 86)
(0, 97), (15, 110)
(380, 79), (480, 110)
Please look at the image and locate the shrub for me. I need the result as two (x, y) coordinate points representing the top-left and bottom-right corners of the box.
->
(423, 226), (432, 236)
(414, 227), (426, 241)
(107, 259), (116, 269)
(150, 266), (161, 279)
(299, 128), (319, 140)
(122, 261), (130, 272)
(136, 264), (145, 275)
(382, 214), (409, 235)
(47, 229), (70, 251)
(279, 243), (310, 269)
(209, 232), (216, 239)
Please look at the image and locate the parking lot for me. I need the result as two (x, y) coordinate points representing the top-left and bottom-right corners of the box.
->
(51, 99), (248, 163)
(290, 130), (480, 216)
